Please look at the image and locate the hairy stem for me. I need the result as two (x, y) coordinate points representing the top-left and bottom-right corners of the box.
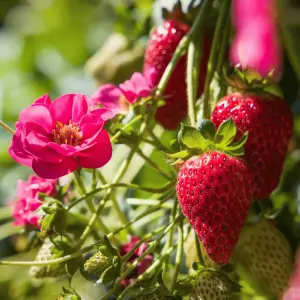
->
(0, 120), (15, 135)
(117, 244), (178, 299)
(202, 0), (232, 119)
(100, 215), (183, 300)
(110, 114), (143, 143)
(136, 148), (173, 180)
(67, 180), (175, 211)
(187, 35), (203, 126)
(195, 230), (205, 266)
(162, 199), (178, 275)
(170, 218), (184, 292)
(76, 110), (155, 248)
(107, 191), (173, 239)
(0, 245), (93, 266)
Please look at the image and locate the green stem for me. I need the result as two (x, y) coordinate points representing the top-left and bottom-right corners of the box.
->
(96, 170), (129, 228)
(110, 114), (143, 143)
(73, 170), (94, 213)
(195, 230), (205, 266)
(126, 198), (173, 208)
(100, 215), (183, 300)
(162, 199), (178, 275)
(67, 180), (175, 211)
(107, 191), (172, 239)
(0, 120), (15, 135)
(216, 18), (231, 76)
(136, 148), (173, 180)
(76, 111), (154, 248)
(121, 224), (168, 264)
(279, 0), (300, 82)
(156, 0), (214, 97)
(146, 127), (170, 152)
(202, 0), (232, 119)
(187, 35), (203, 126)
(0, 245), (93, 266)
(92, 169), (98, 190)
(117, 244), (178, 299)
(170, 218), (184, 292)
(73, 170), (113, 238)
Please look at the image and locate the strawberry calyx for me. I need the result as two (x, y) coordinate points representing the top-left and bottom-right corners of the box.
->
(167, 117), (248, 165)
(58, 286), (81, 300)
(223, 63), (277, 92)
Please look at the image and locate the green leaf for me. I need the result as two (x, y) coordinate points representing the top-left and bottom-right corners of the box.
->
(225, 132), (248, 151)
(166, 150), (190, 159)
(215, 118), (236, 146)
(225, 148), (244, 156)
(196, 119), (216, 140)
(179, 124), (208, 149)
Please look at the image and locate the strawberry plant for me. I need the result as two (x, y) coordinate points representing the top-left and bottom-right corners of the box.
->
(0, 0), (299, 299)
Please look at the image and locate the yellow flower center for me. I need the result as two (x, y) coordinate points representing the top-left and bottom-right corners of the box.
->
(52, 120), (82, 146)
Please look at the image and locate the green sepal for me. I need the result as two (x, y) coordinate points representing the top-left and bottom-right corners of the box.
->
(41, 209), (67, 234)
(178, 124), (208, 149)
(214, 117), (236, 146)
(169, 139), (181, 152)
(225, 132), (248, 150)
(174, 279), (194, 297)
(166, 150), (190, 159)
(192, 261), (205, 271)
(59, 286), (81, 300)
(223, 132), (248, 156)
(97, 263), (120, 284)
(96, 236), (119, 258)
(196, 119), (216, 140)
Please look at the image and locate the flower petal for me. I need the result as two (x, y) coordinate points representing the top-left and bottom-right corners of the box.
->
(50, 94), (88, 125)
(32, 157), (78, 179)
(80, 113), (104, 140)
(47, 142), (79, 156)
(33, 94), (52, 107)
(9, 128), (33, 167)
(23, 123), (62, 163)
(77, 130), (112, 169)
(19, 105), (53, 132)
(92, 108), (114, 121)
(90, 85), (125, 115)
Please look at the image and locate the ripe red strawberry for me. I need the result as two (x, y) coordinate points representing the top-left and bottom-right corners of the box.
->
(211, 92), (293, 199)
(144, 20), (210, 130)
(176, 151), (253, 265)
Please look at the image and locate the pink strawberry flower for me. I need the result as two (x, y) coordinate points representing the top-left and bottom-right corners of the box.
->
(9, 94), (113, 179)
(12, 175), (57, 229)
(89, 69), (157, 115)
(119, 68), (157, 103)
(90, 84), (129, 116)
(120, 236), (153, 286)
(230, 0), (282, 81)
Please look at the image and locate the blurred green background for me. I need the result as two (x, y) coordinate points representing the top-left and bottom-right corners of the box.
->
(0, 1), (153, 299)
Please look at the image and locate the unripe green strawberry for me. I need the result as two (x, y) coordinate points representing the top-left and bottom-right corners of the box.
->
(84, 251), (112, 276)
(29, 239), (72, 279)
(235, 219), (293, 297)
(190, 269), (232, 300)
